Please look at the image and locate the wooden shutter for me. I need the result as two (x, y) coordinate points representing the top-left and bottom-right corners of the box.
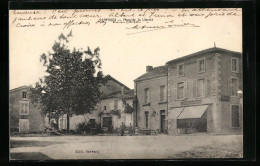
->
(19, 119), (29, 133)
(184, 81), (188, 99)
(207, 79), (211, 96)
(173, 83), (177, 100)
(193, 80), (197, 98)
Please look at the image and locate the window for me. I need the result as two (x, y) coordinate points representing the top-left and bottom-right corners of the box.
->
(177, 63), (184, 77)
(197, 79), (205, 98)
(231, 57), (239, 73)
(144, 88), (150, 104)
(197, 58), (205, 73)
(145, 111), (149, 129)
(231, 77), (239, 96)
(89, 119), (96, 126)
(177, 82), (185, 99)
(20, 101), (29, 115)
(160, 85), (166, 102)
(231, 105), (239, 128)
(104, 106), (106, 110)
(114, 100), (118, 110)
(22, 92), (27, 98)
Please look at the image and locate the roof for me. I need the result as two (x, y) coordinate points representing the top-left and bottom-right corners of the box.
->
(9, 85), (28, 93)
(101, 89), (134, 100)
(107, 75), (130, 90)
(121, 89), (134, 99)
(166, 47), (242, 64)
(134, 66), (167, 82)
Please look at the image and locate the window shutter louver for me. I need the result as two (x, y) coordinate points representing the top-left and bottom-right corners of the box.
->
(173, 83), (177, 100)
(193, 80), (197, 98)
(185, 81), (188, 99)
(204, 79), (207, 97)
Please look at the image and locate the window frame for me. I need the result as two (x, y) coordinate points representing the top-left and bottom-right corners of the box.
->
(159, 85), (166, 102)
(230, 76), (239, 97)
(177, 82), (185, 100)
(231, 57), (239, 73)
(19, 100), (29, 115)
(144, 88), (150, 104)
(230, 104), (240, 128)
(197, 78), (206, 98)
(177, 63), (185, 77)
(22, 91), (27, 98)
(197, 57), (206, 74)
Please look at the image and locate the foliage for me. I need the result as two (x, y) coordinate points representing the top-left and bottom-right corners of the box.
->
(29, 31), (108, 131)
(124, 103), (134, 114)
(110, 110), (121, 118)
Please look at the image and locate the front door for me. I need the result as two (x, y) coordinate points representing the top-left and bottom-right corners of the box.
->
(103, 117), (112, 128)
(160, 110), (165, 133)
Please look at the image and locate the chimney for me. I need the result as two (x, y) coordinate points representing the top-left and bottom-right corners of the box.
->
(121, 86), (125, 95)
(146, 66), (153, 72)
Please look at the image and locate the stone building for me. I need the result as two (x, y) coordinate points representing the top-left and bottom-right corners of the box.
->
(166, 47), (242, 134)
(58, 75), (132, 131)
(135, 47), (242, 135)
(99, 89), (134, 131)
(134, 66), (168, 133)
(9, 86), (45, 134)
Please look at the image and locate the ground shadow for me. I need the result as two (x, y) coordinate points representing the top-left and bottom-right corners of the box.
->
(10, 152), (53, 160)
(10, 140), (64, 148)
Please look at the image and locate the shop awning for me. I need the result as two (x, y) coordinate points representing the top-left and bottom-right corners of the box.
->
(165, 107), (184, 120)
(177, 105), (209, 119)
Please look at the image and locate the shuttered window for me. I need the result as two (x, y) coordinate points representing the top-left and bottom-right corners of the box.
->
(231, 77), (239, 96)
(160, 85), (166, 102)
(231, 57), (239, 73)
(19, 119), (29, 133)
(231, 105), (239, 128)
(197, 79), (205, 98)
(20, 101), (29, 115)
(144, 88), (150, 104)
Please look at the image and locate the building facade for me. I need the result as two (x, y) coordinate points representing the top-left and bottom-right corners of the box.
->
(134, 66), (168, 133)
(9, 86), (45, 134)
(99, 89), (134, 131)
(58, 75), (133, 131)
(134, 47), (242, 135)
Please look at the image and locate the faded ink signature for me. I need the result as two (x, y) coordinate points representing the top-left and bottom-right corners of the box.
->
(126, 20), (200, 35)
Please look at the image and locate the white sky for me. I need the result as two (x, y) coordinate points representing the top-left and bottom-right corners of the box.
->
(9, 9), (242, 90)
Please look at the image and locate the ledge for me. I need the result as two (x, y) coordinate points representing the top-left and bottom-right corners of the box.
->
(158, 101), (167, 105)
(143, 103), (150, 106)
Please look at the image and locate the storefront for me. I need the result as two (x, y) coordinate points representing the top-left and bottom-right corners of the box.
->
(166, 105), (209, 134)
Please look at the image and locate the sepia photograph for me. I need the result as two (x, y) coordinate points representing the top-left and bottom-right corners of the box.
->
(9, 8), (243, 160)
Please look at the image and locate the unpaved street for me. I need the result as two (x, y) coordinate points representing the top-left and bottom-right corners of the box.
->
(10, 134), (243, 160)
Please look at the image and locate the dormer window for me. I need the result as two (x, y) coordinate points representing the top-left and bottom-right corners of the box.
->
(22, 92), (27, 98)
(177, 63), (184, 77)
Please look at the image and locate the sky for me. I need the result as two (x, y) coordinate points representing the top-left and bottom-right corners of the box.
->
(9, 9), (242, 90)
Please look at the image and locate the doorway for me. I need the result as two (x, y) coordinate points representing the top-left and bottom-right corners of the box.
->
(160, 110), (166, 133)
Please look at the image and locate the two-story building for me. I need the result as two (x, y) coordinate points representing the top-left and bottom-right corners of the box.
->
(134, 47), (242, 135)
(166, 47), (242, 134)
(134, 66), (168, 133)
(58, 75), (132, 131)
(99, 89), (134, 131)
(9, 86), (45, 134)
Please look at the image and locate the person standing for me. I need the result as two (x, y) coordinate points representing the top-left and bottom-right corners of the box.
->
(120, 122), (125, 136)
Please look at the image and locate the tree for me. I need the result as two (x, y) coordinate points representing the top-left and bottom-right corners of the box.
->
(29, 31), (108, 132)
